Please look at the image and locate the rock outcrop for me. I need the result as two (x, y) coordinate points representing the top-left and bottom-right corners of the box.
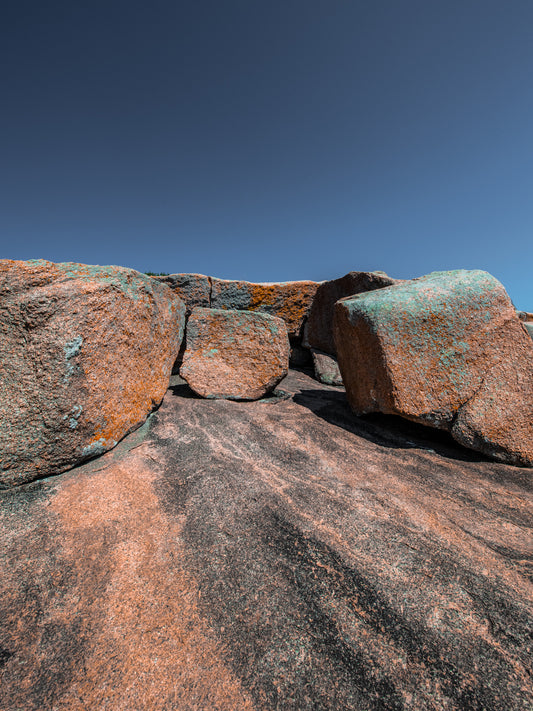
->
(155, 273), (211, 314)
(210, 278), (319, 339)
(1, 369), (531, 711)
(334, 270), (533, 466)
(303, 271), (398, 354)
(180, 307), (289, 400)
(0, 260), (185, 487)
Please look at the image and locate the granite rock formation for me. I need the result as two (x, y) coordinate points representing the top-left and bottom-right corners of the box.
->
(210, 277), (319, 340)
(0, 260), (185, 487)
(180, 307), (289, 400)
(303, 271), (399, 355)
(155, 273), (211, 315)
(1, 370), (531, 711)
(334, 270), (533, 466)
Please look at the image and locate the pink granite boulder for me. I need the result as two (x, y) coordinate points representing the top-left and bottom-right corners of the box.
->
(0, 260), (185, 487)
(334, 270), (533, 466)
(180, 307), (289, 400)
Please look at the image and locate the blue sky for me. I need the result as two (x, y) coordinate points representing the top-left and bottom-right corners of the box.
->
(1, 1), (531, 308)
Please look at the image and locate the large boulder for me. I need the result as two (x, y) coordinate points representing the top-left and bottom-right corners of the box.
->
(303, 271), (399, 355)
(0, 260), (185, 488)
(180, 307), (289, 399)
(154, 273), (211, 315)
(334, 270), (533, 466)
(210, 278), (319, 339)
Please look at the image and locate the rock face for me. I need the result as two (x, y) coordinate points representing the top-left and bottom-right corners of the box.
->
(180, 307), (289, 400)
(334, 270), (533, 466)
(210, 278), (319, 339)
(0, 260), (185, 488)
(1, 369), (531, 711)
(310, 348), (343, 386)
(303, 271), (398, 354)
(154, 273), (211, 314)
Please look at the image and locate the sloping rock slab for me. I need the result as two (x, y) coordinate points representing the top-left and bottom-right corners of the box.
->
(180, 307), (289, 399)
(334, 269), (533, 466)
(0, 260), (185, 487)
(1, 369), (531, 710)
(154, 273), (211, 314)
(210, 278), (319, 339)
(303, 271), (399, 354)
(311, 348), (343, 385)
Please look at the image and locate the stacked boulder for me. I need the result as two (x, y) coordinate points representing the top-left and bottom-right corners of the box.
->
(334, 270), (533, 467)
(0, 260), (185, 487)
(180, 308), (290, 400)
(303, 271), (400, 385)
(155, 274), (319, 366)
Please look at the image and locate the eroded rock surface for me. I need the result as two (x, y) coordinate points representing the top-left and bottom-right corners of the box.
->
(180, 307), (289, 400)
(334, 270), (533, 466)
(0, 260), (185, 487)
(303, 271), (398, 354)
(210, 278), (319, 339)
(1, 370), (531, 710)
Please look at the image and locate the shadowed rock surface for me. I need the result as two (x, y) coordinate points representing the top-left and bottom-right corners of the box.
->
(0, 259), (185, 488)
(155, 273), (211, 314)
(311, 348), (343, 386)
(1, 369), (531, 711)
(303, 271), (399, 355)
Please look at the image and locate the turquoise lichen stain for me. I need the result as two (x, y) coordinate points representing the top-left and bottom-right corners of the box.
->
(82, 437), (115, 459)
(64, 336), (83, 360)
(339, 269), (507, 405)
(63, 336), (83, 383)
(63, 404), (82, 429)
(207, 348), (219, 357)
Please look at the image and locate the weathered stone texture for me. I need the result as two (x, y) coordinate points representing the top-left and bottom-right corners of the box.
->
(180, 307), (289, 400)
(210, 278), (319, 339)
(334, 270), (533, 466)
(154, 273), (211, 314)
(0, 259), (185, 487)
(1, 369), (531, 711)
(310, 348), (343, 386)
(303, 271), (399, 354)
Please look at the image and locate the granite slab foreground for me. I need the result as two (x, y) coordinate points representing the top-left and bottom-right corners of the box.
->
(0, 370), (531, 710)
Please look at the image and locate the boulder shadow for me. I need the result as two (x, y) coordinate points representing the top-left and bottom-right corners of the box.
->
(292, 388), (491, 465)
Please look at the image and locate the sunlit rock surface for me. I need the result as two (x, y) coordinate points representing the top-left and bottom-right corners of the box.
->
(0, 259), (185, 487)
(335, 270), (533, 466)
(1, 369), (531, 710)
(180, 307), (289, 400)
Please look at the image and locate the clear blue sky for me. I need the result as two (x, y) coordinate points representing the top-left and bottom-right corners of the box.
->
(1, 1), (531, 308)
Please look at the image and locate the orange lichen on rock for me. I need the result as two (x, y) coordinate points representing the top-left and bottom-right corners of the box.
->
(210, 278), (319, 338)
(180, 307), (290, 399)
(0, 259), (185, 487)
